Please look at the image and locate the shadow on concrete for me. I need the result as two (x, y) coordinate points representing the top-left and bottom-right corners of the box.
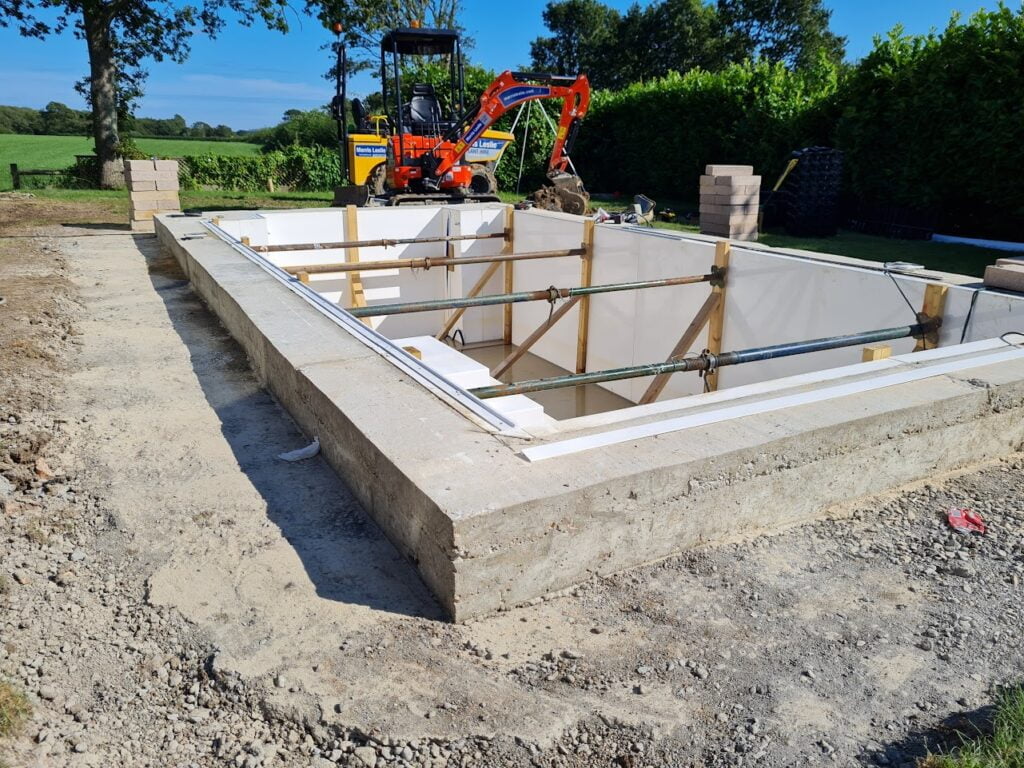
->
(860, 702), (996, 766)
(61, 221), (132, 232)
(140, 235), (443, 621)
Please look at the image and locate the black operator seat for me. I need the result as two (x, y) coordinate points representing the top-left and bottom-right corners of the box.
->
(407, 83), (444, 134)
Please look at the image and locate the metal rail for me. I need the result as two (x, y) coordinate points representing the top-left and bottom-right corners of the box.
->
(285, 247), (586, 276)
(469, 322), (934, 399)
(255, 231), (507, 253)
(199, 219), (520, 435)
(347, 272), (716, 318)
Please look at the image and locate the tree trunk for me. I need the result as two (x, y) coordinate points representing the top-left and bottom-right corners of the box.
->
(83, 5), (121, 189)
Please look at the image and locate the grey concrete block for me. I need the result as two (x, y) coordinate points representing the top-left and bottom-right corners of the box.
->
(702, 192), (760, 207)
(700, 174), (761, 187)
(699, 202), (759, 215)
(984, 264), (1024, 292)
(705, 164), (754, 176)
(130, 190), (179, 205)
(701, 211), (759, 228)
(701, 184), (762, 198)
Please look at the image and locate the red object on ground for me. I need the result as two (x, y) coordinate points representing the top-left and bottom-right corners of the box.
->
(947, 507), (986, 534)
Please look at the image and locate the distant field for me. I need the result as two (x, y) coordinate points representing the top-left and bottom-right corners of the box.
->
(0, 134), (260, 189)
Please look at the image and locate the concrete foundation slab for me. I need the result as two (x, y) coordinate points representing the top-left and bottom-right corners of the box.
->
(156, 208), (1024, 620)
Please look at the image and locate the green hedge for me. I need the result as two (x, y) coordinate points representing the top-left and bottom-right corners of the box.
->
(574, 6), (1024, 237)
(836, 7), (1024, 238)
(574, 57), (842, 199)
(179, 146), (341, 192)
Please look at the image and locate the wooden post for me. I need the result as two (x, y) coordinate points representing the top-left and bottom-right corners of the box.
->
(298, 271), (310, 284)
(914, 283), (948, 352)
(491, 297), (582, 378)
(862, 344), (892, 362)
(344, 205), (368, 314)
(704, 240), (731, 392)
(575, 218), (596, 373)
(447, 209), (458, 273)
(435, 261), (502, 341)
(10, 164), (20, 190)
(240, 236), (250, 247)
(639, 293), (720, 404)
(502, 206), (515, 344)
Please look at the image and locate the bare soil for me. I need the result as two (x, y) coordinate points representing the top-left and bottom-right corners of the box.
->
(1, 196), (1022, 768)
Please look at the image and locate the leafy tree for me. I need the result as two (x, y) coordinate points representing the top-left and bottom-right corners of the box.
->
(612, 0), (724, 87)
(261, 108), (337, 151)
(531, 0), (844, 88)
(374, 0), (461, 30)
(716, 0), (846, 68)
(0, 0), (382, 187)
(41, 101), (91, 135)
(0, 105), (45, 134)
(189, 121), (212, 137)
(529, 0), (621, 86)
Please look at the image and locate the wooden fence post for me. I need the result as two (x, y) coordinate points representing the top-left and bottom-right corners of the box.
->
(704, 240), (731, 392)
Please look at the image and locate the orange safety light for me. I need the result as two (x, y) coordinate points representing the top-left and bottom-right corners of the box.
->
(410, 19), (422, 28)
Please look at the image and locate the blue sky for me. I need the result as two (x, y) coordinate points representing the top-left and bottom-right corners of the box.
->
(0, 0), (1000, 129)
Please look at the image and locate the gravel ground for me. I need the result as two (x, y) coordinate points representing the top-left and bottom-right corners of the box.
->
(1, 198), (1022, 768)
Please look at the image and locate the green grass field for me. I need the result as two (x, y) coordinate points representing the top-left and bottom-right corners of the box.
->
(0, 134), (260, 189)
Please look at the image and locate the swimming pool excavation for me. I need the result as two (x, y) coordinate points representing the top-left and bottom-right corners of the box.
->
(469, 320), (940, 398)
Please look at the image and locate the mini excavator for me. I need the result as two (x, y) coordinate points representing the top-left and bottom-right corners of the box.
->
(330, 24), (591, 213)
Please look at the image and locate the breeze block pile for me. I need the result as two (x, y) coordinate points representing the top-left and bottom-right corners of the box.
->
(699, 164), (761, 242)
(126, 159), (181, 232)
(984, 257), (1024, 292)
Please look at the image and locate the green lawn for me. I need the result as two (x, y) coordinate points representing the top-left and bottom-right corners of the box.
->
(588, 194), (999, 277)
(25, 187), (331, 214)
(0, 134), (260, 189)
(921, 685), (1024, 768)
(758, 230), (1001, 278)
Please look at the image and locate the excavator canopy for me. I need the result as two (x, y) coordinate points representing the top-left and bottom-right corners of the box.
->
(380, 27), (459, 56)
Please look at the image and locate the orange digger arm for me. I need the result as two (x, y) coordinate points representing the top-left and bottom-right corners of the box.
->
(430, 70), (590, 180)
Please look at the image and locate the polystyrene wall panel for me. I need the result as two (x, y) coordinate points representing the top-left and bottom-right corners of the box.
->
(718, 247), (925, 388)
(450, 207), (507, 344)
(509, 210), (592, 373)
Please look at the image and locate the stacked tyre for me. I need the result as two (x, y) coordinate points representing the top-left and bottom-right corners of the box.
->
(780, 147), (843, 237)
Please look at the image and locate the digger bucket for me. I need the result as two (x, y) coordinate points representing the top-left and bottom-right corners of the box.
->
(332, 184), (371, 207)
(530, 171), (589, 215)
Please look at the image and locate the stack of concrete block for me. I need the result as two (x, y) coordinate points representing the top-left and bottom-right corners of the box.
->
(125, 159), (180, 231)
(984, 257), (1024, 292)
(699, 164), (761, 241)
